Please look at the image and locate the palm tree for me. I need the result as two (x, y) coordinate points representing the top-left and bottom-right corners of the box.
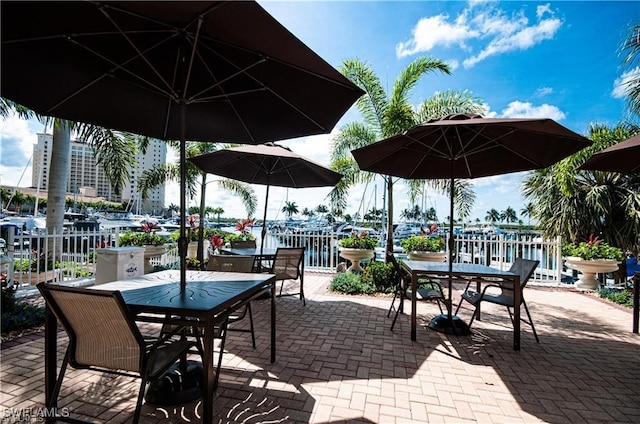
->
(523, 122), (640, 250)
(212, 207), (224, 224)
(1, 100), (137, 257)
(281, 201), (298, 220)
(620, 21), (640, 117)
(485, 209), (500, 223)
(520, 202), (535, 225)
(501, 207), (518, 224)
(315, 204), (329, 219)
(329, 57), (485, 255)
(301, 207), (313, 220)
(138, 141), (257, 265)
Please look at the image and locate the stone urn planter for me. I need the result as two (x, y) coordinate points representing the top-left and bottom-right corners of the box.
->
(338, 247), (375, 272)
(406, 251), (447, 262)
(564, 257), (619, 290)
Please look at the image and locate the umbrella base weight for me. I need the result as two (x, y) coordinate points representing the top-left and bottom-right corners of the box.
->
(145, 360), (203, 405)
(428, 314), (470, 335)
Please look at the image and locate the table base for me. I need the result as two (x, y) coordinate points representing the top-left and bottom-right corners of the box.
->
(146, 360), (203, 405)
(428, 314), (471, 335)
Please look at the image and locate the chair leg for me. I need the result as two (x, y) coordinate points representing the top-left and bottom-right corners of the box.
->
(387, 292), (398, 317)
(300, 277), (305, 306)
(214, 320), (228, 391)
(48, 349), (70, 413)
(133, 375), (148, 424)
(522, 300), (540, 343)
(390, 291), (406, 331)
(247, 304), (256, 348)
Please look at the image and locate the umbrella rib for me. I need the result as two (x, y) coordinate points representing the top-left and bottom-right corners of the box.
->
(99, 5), (183, 100)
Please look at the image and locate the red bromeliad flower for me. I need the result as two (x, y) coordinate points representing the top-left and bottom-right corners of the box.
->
(586, 234), (602, 246)
(235, 218), (256, 235)
(141, 221), (158, 233)
(210, 235), (224, 249)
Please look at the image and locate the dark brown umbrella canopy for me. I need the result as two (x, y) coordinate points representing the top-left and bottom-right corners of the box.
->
(352, 114), (592, 179)
(189, 143), (343, 188)
(352, 114), (591, 334)
(1, 0), (362, 288)
(189, 143), (342, 254)
(579, 134), (640, 173)
(1, 1), (363, 143)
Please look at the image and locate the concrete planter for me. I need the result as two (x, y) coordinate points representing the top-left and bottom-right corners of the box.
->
(565, 257), (619, 290)
(406, 251), (447, 262)
(338, 248), (375, 272)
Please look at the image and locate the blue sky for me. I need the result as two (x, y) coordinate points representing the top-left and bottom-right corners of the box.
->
(1, 1), (638, 223)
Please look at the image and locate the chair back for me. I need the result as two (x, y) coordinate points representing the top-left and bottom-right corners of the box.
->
(230, 240), (257, 249)
(626, 256), (640, 277)
(37, 283), (143, 373)
(208, 255), (255, 272)
(272, 247), (305, 280)
(503, 258), (539, 302)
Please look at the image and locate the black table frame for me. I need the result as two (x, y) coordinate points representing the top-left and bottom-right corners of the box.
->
(44, 270), (276, 424)
(400, 261), (521, 350)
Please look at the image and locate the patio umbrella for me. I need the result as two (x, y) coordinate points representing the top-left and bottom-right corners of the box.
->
(579, 134), (640, 173)
(189, 142), (343, 257)
(351, 113), (591, 334)
(1, 1), (363, 288)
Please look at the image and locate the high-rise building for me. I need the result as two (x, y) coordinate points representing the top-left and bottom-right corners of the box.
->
(32, 133), (166, 213)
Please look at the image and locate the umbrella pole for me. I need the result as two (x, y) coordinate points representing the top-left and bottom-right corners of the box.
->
(260, 179), (270, 265)
(179, 104), (188, 290)
(427, 167), (470, 336)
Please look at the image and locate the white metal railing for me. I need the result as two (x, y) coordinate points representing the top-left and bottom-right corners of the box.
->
(2, 227), (568, 294)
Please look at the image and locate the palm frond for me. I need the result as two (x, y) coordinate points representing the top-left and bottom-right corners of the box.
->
(217, 179), (257, 217)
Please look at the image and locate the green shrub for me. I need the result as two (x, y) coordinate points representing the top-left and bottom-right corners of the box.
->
(337, 232), (378, 250)
(329, 272), (376, 295)
(1, 303), (45, 334)
(597, 287), (632, 307)
(361, 261), (396, 293)
(1, 277), (45, 336)
(401, 235), (445, 252)
(119, 230), (167, 246)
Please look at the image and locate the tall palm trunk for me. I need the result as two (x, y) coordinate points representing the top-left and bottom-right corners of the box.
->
(46, 120), (71, 259)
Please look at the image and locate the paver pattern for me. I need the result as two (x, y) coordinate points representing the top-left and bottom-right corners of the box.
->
(2, 273), (639, 423)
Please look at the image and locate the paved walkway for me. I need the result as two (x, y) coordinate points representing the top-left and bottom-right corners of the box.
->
(2, 273), (640, 423)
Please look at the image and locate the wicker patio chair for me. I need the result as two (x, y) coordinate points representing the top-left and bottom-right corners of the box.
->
(207, 254), (257, 347)
(270, 247), (305, 305)
(454, 257), (540, 342)
(37, 283), (201, 424)
(386, 252), (445, 331)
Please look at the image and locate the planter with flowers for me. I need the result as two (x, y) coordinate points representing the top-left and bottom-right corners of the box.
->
(225, 218), (257, 247)
(119, 223), (169, 273)
(338, 231), (378, 272)
(401, 235), (447, 262)
(562, 235), (624, 290)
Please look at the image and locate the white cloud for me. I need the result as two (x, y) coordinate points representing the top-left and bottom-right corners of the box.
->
(396, 14), (478, 57)
(0, 114), (40, 188)
(612, 67), (640, 98)
(396, 2), (563, 68)
(534, 86), (554, 97)
(500, 100), (566, 120)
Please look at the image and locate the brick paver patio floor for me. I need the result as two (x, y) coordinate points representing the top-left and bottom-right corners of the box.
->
(2, 272), (640, 423)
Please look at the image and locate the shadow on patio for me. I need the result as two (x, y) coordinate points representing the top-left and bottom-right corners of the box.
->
(2, 272), (639, 423)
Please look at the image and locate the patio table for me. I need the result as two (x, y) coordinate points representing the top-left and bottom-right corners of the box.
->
(400, 261), (521, 350)
(44, 269), (276, 424)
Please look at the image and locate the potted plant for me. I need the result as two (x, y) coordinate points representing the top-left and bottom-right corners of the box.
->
(401, 235), (447, 262)
(119, 227), (169, 273)
(337, 231), (378, 272)
(562, 235), (624, 290)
